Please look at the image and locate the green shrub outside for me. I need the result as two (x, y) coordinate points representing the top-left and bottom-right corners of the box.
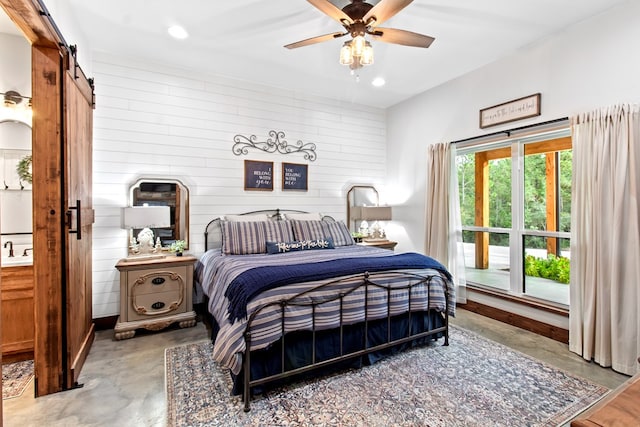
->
(524, 253), (570, 284)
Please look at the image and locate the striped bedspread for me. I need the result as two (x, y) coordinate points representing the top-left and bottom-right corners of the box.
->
(195, 245), (455, 375)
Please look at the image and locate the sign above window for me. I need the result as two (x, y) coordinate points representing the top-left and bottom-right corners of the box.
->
(479, 93), (541, 129)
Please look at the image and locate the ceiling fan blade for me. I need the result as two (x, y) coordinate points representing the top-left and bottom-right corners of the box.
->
(363, 0), (414, 27)
(307, 0), (352, 24)
(285, 32), (346, 49)
(370, 27), (435, 48)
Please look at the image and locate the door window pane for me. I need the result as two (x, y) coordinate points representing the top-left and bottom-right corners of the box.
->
(463, 231), (510, 291)
(523, 236), (570, 305)
(489, 158), (511, 228)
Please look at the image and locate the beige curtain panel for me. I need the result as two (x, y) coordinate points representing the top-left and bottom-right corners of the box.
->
(425, 142), (466, 304)
(569, 103), (640, 375)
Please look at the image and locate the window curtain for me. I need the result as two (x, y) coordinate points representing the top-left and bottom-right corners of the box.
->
(569, 103), (640, 375)
(425, 142), (467, 304)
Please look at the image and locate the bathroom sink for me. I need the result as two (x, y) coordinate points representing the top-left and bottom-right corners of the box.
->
(1, 256), (33, 267)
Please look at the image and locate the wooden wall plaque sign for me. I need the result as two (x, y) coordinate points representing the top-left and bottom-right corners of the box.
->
(244, 160), (273, 191)
(480, 93), (541, 129)
(282, 162), (308, 191)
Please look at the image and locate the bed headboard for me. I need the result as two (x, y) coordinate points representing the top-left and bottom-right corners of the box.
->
(204, 208), (335, 252)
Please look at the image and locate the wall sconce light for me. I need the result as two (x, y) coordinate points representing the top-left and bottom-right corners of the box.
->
(1, 90), (33, 124)
(2, 90), (30, 107)
(122, 205), (171, 258)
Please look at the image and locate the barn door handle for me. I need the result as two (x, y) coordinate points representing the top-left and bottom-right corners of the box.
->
(66, 199), (82, 240)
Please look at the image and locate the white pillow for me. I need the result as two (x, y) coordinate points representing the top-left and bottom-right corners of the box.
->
(224, 214), (270, 222)
(284, 212), (322, 221)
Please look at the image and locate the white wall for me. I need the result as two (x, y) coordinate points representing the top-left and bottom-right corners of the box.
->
(386, 0), (640, 327)
(91, 52), (387, 318)
(387, 0), (640, 255)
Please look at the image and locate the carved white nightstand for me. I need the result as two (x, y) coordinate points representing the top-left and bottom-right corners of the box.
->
(114, 255), (197, 340)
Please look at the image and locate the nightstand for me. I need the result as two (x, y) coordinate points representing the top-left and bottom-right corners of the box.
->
(358, 240), (398, 251)
(114, 255), (197, 340)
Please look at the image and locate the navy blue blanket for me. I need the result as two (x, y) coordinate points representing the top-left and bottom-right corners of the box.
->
(225, 252), (451, 322)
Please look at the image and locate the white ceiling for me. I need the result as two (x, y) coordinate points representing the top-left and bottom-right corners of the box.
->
(1, 0), (629, 107)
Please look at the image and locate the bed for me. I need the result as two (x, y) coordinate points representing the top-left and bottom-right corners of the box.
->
(196, 209), (455, 411)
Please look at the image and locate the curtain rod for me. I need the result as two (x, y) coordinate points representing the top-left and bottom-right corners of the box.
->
(451, 117), (569, 144)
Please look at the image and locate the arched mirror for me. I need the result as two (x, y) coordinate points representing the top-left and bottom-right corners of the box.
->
(347, 185), (393, 241)
(346, 185), (379, 233)
(128, 178), (189, 250)
(0, 120), (32, 235)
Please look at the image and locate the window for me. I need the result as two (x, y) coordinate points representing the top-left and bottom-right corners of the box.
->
(456, 130), (571, 306)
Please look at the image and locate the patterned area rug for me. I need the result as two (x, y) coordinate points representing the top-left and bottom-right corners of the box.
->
(165, 326), (608, 427)
(2, 359), (34, 400)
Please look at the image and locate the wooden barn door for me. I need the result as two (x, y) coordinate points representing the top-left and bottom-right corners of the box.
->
(31, 45), (95, 396)
(2, 0), (95, 397)
(62, 54), (95, 389)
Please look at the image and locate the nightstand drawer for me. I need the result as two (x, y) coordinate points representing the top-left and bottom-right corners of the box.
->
(127, 267), (187, 321)
(127, 266), (187, 295)
(128, 290), (186, 321)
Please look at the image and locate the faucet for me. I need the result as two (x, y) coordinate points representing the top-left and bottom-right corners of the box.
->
(3, 241), (14, 257)
(23, 248), (33, 257)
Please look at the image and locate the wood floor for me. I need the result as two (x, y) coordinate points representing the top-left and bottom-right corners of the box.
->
(2, 308), (629, 426)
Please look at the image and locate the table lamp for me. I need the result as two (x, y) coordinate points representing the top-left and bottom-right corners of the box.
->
(122, 205), (171, 256)
(353, 206), (392, 240)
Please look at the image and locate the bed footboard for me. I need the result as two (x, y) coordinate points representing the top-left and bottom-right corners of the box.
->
(241, 270), (450, 412)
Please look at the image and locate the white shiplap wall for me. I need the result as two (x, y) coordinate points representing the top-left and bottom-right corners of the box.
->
(92, 52), (387, 318)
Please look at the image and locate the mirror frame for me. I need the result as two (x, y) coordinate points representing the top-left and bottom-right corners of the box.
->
(128, 177), (190, 250)
(346, 185), (379, 233)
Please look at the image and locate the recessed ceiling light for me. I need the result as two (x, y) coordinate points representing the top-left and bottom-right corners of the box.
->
(371, 77), (386, 87)
(168, 25), (189, 40)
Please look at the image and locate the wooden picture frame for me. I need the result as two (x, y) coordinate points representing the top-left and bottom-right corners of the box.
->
(244, 160), (273, 191)
(282, 162), (308, 191)
(479, 93), (541, 129)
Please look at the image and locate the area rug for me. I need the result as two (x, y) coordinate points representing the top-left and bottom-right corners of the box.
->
(165, 326), (608, 427)
(2, 359), (34, 399)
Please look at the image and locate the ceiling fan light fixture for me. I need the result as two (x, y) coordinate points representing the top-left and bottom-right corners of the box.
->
(350, 56), (363, 71)
(288, 0), (434, 75)
(360, 41), (374, 65)
(352, 35), (366, 57)
(339, 42), (354, 65)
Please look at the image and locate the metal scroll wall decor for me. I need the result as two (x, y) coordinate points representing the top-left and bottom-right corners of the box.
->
(232, 130), (317, 161)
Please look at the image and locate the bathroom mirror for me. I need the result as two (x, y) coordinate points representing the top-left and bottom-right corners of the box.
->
(128, 178), (189, 249)
(346, 185), (379, 233)
(0, 120), (33, 235)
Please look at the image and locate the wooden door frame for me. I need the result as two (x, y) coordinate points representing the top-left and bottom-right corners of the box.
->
(1, 0), (94, 396)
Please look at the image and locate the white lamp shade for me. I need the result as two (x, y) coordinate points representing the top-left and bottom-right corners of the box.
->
(122, 206), (171, 229)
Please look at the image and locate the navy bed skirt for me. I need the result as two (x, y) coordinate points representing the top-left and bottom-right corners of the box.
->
(205, 310), (446, 395)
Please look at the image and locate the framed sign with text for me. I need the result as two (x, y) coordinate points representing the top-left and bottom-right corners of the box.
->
(479, 93), (541, 129)
(244, 160), (273, 191)
(282, 162), (308, 191)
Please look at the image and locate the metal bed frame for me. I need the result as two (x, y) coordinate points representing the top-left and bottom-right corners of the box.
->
(202, 209), (451, 412)
(241, 270), (450, 411)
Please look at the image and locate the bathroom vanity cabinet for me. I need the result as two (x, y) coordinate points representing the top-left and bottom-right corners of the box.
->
(1, 264), (34, 362)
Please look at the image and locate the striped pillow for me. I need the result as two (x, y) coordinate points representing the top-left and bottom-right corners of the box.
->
(221, 220), (267, 255)
(263, 220), (295, 243)
(291, 220), (326, 241)
(322, 220), (355, 246)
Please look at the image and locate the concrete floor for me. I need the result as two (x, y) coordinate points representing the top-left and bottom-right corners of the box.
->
(3, 310), (629, 426)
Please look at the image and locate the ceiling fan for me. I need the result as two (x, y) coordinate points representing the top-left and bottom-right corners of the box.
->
(285, 0), (435, 70)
